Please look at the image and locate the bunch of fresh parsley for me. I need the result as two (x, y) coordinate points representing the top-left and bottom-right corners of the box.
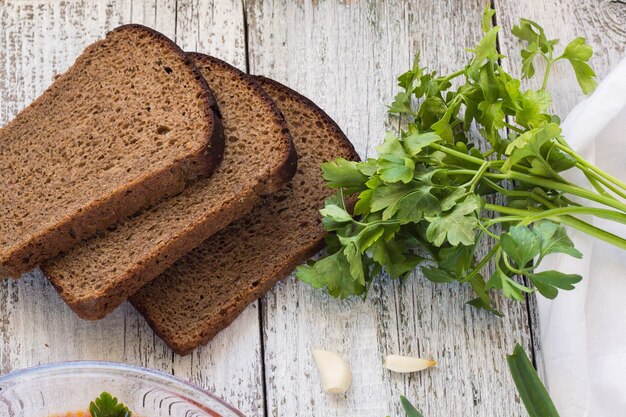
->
(296, 7), (626, 313)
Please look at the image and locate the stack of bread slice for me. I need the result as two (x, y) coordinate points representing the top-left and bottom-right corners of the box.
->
(1, 24), (359, 355)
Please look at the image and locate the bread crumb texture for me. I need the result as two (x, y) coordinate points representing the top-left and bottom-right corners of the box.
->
(131, 76), (359, 355)
(44, 54), (295, 320)
(0, 25), (217, 277)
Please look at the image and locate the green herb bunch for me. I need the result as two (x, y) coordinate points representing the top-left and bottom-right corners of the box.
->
(296, 7), (626, 313)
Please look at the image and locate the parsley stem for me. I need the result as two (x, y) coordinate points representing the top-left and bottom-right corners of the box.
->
(504, 122), (525, 134)
(482, 178), (555, 208)
(466, 161), (492, 192)
(483, 204), (526, 216)
(540, 53), (554, 90)
(583, 170), (613, 199)
(582, 169), (626, 200)
(559, 195), (582, 207)
(439, 68), (466, 84)
(484, 203), (626, 250)
(498, 172), (626, 213)
(463, 242), (501, 282)
(354, 219), (399, 227)
(485, 203), (626, 226)
(338, 188), (348, 210)
(429, 143), (485, 165)
(448, 169), (626, 211)
(553, 141), (626, 192)
(483, 148), (497, 158)
(478, 221), (502, 239)
(521, 206), (626, 226)
(502, 252), (525, 275)
(484, 180), (584, 217)
(556, 215), (626, 250)
(482, 216), (524, 227)
(541, 62), (553, 90)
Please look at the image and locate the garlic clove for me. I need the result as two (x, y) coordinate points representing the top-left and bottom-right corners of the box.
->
(312, 349), (352, 394)
(384, 355), (437, 373)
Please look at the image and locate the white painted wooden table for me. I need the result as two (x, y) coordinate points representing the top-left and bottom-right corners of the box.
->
(0, 1), (624, 416)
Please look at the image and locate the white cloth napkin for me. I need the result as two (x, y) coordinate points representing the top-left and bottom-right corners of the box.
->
(537, 56), (626, 417)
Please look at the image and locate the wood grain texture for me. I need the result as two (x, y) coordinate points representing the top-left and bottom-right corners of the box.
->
(1, 1), (620, 416)
(0, 2), (264, 416)
(245, 1), (534, 416)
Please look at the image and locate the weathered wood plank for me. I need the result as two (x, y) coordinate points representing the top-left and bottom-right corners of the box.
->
(494, 0), (626, 388)
(246, 1), (534, 416)
(0, 2), (263, 415)
(176, 0), (248, 70)
(0, 0), (135, 375)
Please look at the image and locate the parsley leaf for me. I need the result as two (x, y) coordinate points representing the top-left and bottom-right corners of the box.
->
(502, 122), (562, 175)
(370, 183), (414, 215)
(501, 225), (541, 269)
(89, 392), (131, 417)
(322, 158), (368, 194)
(515, 89), (552, 128)
(468, 24), (501, 77)
(378, 155), (415, 183)
(512, 18), (558, 80)
(438, 244), (475, 276)
(376, 133), (415, 183)
(477, 100), (506, 133)
(422, 267), (456, 283)
(528, 270), (582, 299)
(512, 18), (556, 54)
(320, 204), (353, 227)
(370, 182), (439, 222)
(561, 37), (593, 62)
(296, 251), (366, 299)
(533, 220), (583, 260)
(320, 193), (353, 231)
(425, 196), (481, 247)
(403, 130), (441, 156)
(486, 268), (534, 301)
(513, 19), (596, 94)
(559, 37), (597, 94)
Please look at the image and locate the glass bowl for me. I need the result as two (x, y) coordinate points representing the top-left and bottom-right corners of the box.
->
(0, 361), (244, 417)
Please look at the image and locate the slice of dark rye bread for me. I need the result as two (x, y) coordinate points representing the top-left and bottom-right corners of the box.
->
(130, 76), (360, 355)
(0, 25), (223, 278)
(43, 54), (296, 320)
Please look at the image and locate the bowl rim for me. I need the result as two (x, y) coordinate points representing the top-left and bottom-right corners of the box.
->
(0, 360), (245, 417)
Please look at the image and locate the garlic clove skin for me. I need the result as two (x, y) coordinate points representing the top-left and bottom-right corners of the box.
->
(312, 349), (352, 394)
(384, 355), (437, 373)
